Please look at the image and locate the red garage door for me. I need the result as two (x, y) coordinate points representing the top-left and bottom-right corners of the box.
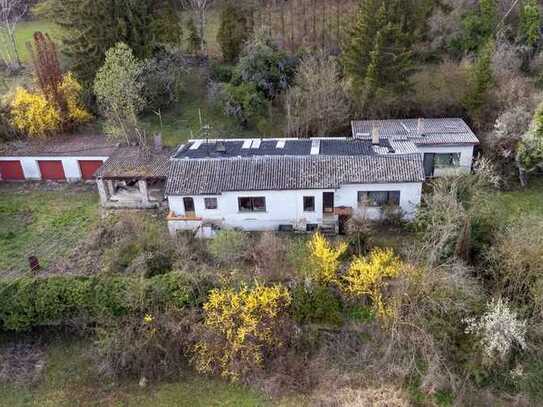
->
(38, 160), (65, 181)
(78, 160), (103, 180)
(0, 160), (24, 181)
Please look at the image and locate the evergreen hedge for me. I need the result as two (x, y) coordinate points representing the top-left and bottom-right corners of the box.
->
(0, 273), (195, 331)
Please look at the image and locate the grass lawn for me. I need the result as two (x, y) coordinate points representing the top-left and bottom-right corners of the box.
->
(488, 177), (543, 222)
(0, 183), (99, 276)
(0, 337), (271, 407)
(14, 20), (61, 64)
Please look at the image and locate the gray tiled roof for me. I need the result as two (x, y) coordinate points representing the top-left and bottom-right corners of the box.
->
(351, 118), (479, 145)
(166, 154), (425, 196)
(96, 147), (171, 179)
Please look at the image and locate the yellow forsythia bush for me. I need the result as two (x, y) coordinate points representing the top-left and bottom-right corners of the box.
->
(193, 284), (292, 381)
(10, 73), (91, 138)
(10, 88), (61, 138)
(307, 231), (348, 284)
(343, 248), (405, 321)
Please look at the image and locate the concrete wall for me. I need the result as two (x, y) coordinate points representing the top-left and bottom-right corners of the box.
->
(168, 182), (422, 232)
(0, 157), (108, 182)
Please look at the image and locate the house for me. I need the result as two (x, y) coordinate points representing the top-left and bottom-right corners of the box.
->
(165, 137), (426, 236)
(0, 135), (115, 182)
(165, 118), (479, 236)
(351, 118), (479, 177)
(94, 146), (171, 209)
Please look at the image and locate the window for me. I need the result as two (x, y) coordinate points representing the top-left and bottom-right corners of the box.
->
(434, 153), (460, 168)
(323, 192), (334, 213)
(358, 191), (400, 207)
(183, 197), (195, 213)
(238, 196), (266, 212)
(303, 196), (315, 212)
(204, 197), (218, 210)
(306, 223), (318, 232)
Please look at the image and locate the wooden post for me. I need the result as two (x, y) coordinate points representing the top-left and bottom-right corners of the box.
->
(28, 256), (40, 272)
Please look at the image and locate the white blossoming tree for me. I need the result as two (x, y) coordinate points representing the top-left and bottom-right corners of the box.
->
(465, 298), (527, 367)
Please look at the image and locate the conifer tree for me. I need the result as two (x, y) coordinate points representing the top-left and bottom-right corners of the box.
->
(519, 0), (541, 49)
(186, 17), (201, 55)
(463, 39), (495, 125)
(37, 0), (178, 85)
(517, 100), (543, 186)
(217, 2), (250, 63)
(479, 0), (497, 39)
(341, 0), (414, 111)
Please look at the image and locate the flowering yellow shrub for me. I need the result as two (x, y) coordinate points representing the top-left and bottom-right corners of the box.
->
(343, 248), (404, 321)
(193, 284), (291, 381)
(10, 88), (61, 137)
(307, 232), (348, 284)
(60, 72), (92, 124)
(10, 73), (91, 138)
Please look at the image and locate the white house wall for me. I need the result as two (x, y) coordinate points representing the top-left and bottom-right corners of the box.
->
(168, 182), (422, 232)
(416, 145), (475, 171)
(0, 157), (108, 182)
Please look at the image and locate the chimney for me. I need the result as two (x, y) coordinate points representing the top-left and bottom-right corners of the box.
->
(371, 127), (380, 145)
(153, 133), (162, 151)
(417, 118), (424, 136)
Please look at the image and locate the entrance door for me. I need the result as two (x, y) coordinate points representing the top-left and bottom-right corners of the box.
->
(423, 153), (435, 177)
(78, 160), (103, 180)
(0, 160), (24, 180)
(323, 192), (334, 214)
(183, 197), (195, 215)
(38, 160), (65, 181)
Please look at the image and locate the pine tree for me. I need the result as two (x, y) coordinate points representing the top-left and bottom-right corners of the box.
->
(38, 0), (174, 85)
(479, 0), (497, 39)
(186, 17), (201, 55)
(517, 100), (543, 186)
(519, 0), (541, 49)
(463, 39), (495, 125)
(217, 2), (250, 63)
(341, 0), (414, 111)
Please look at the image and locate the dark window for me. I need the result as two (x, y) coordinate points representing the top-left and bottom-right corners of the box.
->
(204, 197), (218, 209)
(303, 196), (315, 212)
(238, 197), (266, 212)
(358, 191), (400, 207)
(183, 197), (195, 213)
(424, 153), (461, 176)
(434, 153), (460, 168)
(323, 192), (334, 213)
(306, 223), (318, 232)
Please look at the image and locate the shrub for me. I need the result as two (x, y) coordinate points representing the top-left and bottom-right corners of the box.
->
(251, 232), (294, 282)
(307, 232), (348, 285)
(95, 310), (193, 380)
(343, 248), (406, 321)
(10, 87), (61, 137)
(217, 2), (250, 63)
(221, 82), (269, 127)
(192, 284), (292, 381)
(464, 298), (527, 367)
(0, 274), (194, 331)
(291, 285), (343, 326)
(207, 229), (250, 265)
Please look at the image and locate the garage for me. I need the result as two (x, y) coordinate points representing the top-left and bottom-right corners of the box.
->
(0, 160), (25, 181)
(78, 160), (103, 180)
(38, 160), (65, 181)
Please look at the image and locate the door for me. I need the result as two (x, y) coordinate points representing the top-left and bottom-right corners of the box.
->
(423, 153), (435, 177)
(38, 160), (65, 181)
(323, 192), (334, 214)
(0, 160), (24, 180)
(78, 160), (103, 180)
(183, 197), (195, 215)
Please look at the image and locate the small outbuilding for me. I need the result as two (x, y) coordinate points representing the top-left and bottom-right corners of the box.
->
(94, 146), (171, 209)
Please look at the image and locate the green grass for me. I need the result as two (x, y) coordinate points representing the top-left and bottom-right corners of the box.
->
(14, 20), (61, 63)
(487, 177), (543, 222)
(0, 337), (270, 407)
(0, 184), (99, 275)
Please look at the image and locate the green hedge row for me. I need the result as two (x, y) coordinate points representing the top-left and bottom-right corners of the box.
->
(0, 272), (196, 331)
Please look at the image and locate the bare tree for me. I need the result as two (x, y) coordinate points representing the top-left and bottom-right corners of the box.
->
(0, 0), (26, 70)
(180, 0), (214, 55)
